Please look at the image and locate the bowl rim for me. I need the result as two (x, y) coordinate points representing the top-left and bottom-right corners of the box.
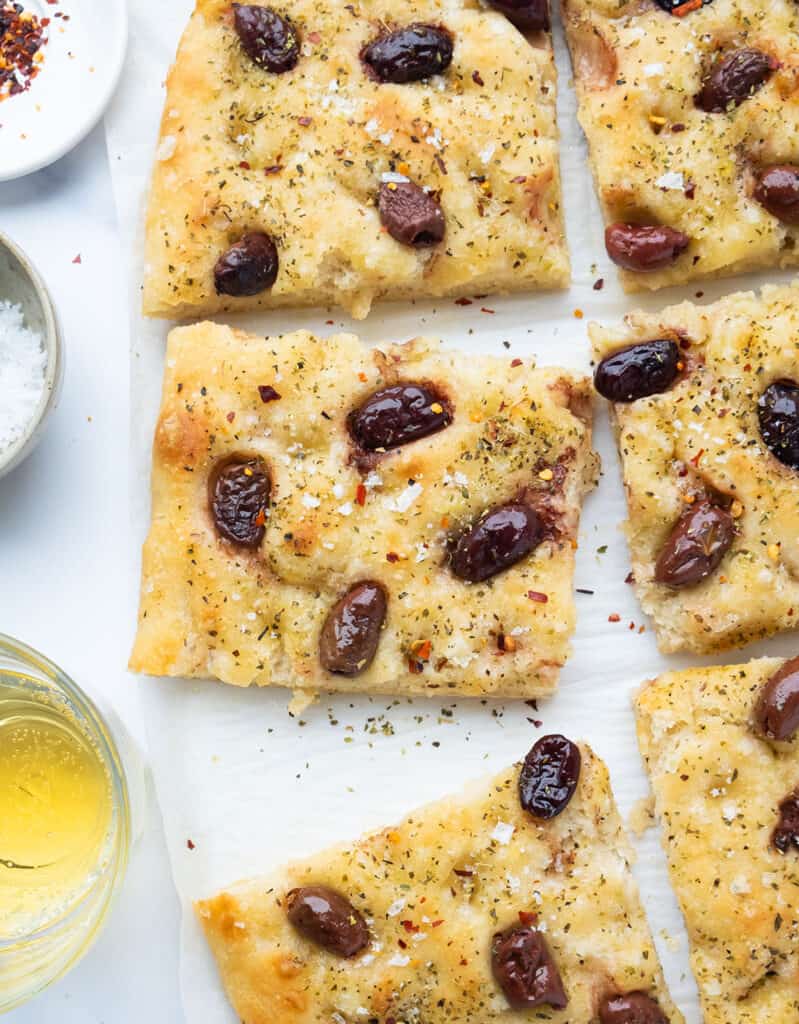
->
(0, 231), (64, 479)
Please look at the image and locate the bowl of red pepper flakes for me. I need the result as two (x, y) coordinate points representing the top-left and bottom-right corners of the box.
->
(0, 2), (49, 102)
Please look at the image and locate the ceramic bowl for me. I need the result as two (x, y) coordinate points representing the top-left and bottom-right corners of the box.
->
(0, 232), (63, 479)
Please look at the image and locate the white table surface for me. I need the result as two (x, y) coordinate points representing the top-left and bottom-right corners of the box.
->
(0, 128), (184, 1022)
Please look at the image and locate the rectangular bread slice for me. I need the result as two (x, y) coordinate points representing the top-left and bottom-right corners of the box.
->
(130, 324), (598, 702)
(563, 0), (799, 292)
(590, 282), (799, 654)
(636, 660), (799, 1024)
(143, 0), (569, 320)
(197, 740), (682, 1024)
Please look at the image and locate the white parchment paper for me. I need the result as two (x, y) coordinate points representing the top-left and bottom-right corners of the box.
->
(106, 3), (799, 1020)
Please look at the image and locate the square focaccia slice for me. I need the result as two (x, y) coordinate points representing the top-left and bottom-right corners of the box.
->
(197, 737), (682, 1024)
(563, 0), (799, 292)
(591, 282), (799, 654)
(129, 324), (598, 702)
(143, 0), (568, 321)
(636, 659), (799, 1024)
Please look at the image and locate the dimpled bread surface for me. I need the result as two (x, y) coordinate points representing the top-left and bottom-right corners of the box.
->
(563, 0), (799, 291)
(197, 743), (682, 1024)
(129, 323), (599, 702)
(143, 0), (569, 320)
(591, 282), (799, 654)
(636, 660), (799, 1024)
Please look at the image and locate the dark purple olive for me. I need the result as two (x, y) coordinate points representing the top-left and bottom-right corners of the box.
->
(491, 925), (568, 1010)
(209, 457), (270, 547)
(773, 791), (799, 854)
(232, 4), (299, 73)
(758, 380), (799, 470)
(362, 24), (453, 84)
(286, 885), (370, 956)
(599, 992), (669, 1024)
(348, 383), (451, 452)
(488, 0), (550, 31)
(654, 500), (735, 588)
(605, 224), (690, 272)
(753, 165), (799, 224)
(519, 734), (581, 820)
(214, 232), (279, 297)
(450, 502), (541, 583)
(594, 340), (680, 403)
(755, 657), (799, 742)
(319, 582), (387, 676)
(695, 48), (776, 113)
(378, 181), (445, 247)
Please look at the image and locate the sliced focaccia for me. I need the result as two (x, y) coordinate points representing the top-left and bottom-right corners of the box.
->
(143, 0), (569, 321)
(636, 659), (799, 1024)
(563, 0), (799, 292)
(129, 324), (598, 702)
(197, 737), (682, 1024)
(591, 282), (799, 654)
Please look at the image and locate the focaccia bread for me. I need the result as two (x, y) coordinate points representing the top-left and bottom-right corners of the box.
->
(563, 0), (799, 292)
(197, 738), (683, 1024)
(143, 0), (569, 321)
(129, 324), (598, 702)
(636, 659), (799, 1024)
(591, 282), (799, 654)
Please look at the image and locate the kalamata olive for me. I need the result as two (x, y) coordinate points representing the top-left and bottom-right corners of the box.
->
(487, 0), (550, 31)
(753, 166), (799, 224)
(286, 885), (370, 956)
(756, 657), (799, 742)
(773, 791), (799, 854)
(348, 383), (451, 452)
(232, 4), (299, 73)
(450, 502), (541, 583)
(214, 232), (279, 297)
(209, 457), (270, 547)
(654, 500), (735, 588)
(362, 24), (453, 84)
(605, 224), (690, 272)
(599, 992), (668, 1024)
(378, 181), (445, 247)
(491, 925), (568, 1010)
(758, 380), (799, 470)
(319, 582), (387, 676)
(594, 340), (680, 403)
(519, 734), (581, 820)
(695, 48), (776, 113)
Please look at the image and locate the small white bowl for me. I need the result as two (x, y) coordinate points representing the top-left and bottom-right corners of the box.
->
(0, 232), (63, 479)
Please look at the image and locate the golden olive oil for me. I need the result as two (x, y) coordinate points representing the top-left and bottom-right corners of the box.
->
(0, 671), (113, 939)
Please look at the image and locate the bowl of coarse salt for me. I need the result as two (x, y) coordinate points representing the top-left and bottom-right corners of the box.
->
(0, 232), (62, 478)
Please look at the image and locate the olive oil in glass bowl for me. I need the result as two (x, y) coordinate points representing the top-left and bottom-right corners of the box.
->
(0, 635), (130, 1011)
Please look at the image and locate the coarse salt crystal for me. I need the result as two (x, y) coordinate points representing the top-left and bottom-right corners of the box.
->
(0, 301), (46, 454)
(491, 821), (515, 845)
(655, 171), (685, 190)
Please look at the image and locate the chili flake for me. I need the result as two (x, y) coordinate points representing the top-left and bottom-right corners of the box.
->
(0, 3), (49, 102)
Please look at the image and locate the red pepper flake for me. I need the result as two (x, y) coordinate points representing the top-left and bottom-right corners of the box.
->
(411, 639), (432, 661)
(472, 69), (484, 86)
(608, 613), (621, 622)
(239, 160), (251, 170)
(671, 122), (686, 132)
(254, 508), (267, 527)
(511, 175), (527, 184)
(672, 0), (702, 15)
(386, 552), (399, 563)
(454, 868), (474, 877)
(187, 839), (195, 850)
(518, 910), (538, 926)
(527, 590), (548, 603)
(355, 482), (367, 506)
(593, 278), (604, 291)
(72, 254), (82, 264)
(258, 385), (281, 403)
(226, 411), (236, 423)
(400, 920), (419, 933)
(434, 154), (447, 175)
(0, 3), (49, 102)
(480, 306), (495, 314)
(307, 30), (321, 43)
(264, 164), (283, 175)
(297, 115), (313, 126)
(510, 358), (523, 367)
(689, 448), (705, 466)
(397, 938), (407, 949)
(625, 571), (635, 584)
(455, 297), (472, 306)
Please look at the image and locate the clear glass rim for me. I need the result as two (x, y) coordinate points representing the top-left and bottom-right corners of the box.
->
(0, 632), (131, 950)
